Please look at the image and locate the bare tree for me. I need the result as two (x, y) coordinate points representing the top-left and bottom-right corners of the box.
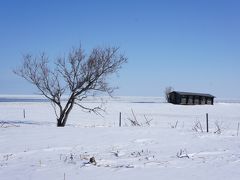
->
(164, 86), (173, 102)
(14, 46), (127, 127)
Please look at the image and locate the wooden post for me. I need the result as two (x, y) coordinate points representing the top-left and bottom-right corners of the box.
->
(206, 113), (209, 133)
(23, 109), (26, 119)
(119, 112), (122, 127)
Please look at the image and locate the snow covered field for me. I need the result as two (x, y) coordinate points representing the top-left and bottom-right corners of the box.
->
(1, 96), (240, 180)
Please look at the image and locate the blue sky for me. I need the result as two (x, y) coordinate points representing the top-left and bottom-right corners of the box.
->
(0, 0), (240, 98)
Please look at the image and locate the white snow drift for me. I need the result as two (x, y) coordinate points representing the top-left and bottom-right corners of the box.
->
(0, 96), (240, 180)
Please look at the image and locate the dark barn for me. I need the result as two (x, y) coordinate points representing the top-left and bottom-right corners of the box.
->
(168, 91), (215, 105)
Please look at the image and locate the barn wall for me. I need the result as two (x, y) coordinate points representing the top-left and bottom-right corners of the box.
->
(168, 92), (214, 105)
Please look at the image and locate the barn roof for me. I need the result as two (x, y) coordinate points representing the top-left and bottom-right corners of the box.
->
(170, 91), (215, 98)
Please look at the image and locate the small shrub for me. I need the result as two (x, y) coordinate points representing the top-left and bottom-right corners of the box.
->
(176, 149), (189, 158)
(214, 121), (223, 134)
(170, 120), (178, 128)
(192, 121), (203, 132)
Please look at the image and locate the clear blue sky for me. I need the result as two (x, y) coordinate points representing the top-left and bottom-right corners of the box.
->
(0, 0), (240, 98)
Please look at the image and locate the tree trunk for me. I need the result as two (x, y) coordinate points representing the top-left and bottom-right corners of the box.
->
(56, 101), (75, 127)
(57, 119), (65, 127)
(57, 115), (69, 127)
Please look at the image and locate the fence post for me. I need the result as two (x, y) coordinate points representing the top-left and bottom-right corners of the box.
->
(23, 109), (26, 119)
(119, 112), (122, 127)
(206, 113), (209, 133)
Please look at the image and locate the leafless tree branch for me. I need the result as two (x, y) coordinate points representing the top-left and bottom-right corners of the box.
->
(165, 86), (174, 103)
(14, 46), (127, 126)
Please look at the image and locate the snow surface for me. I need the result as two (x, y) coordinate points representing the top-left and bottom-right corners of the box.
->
(0, 96), (240, 180)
